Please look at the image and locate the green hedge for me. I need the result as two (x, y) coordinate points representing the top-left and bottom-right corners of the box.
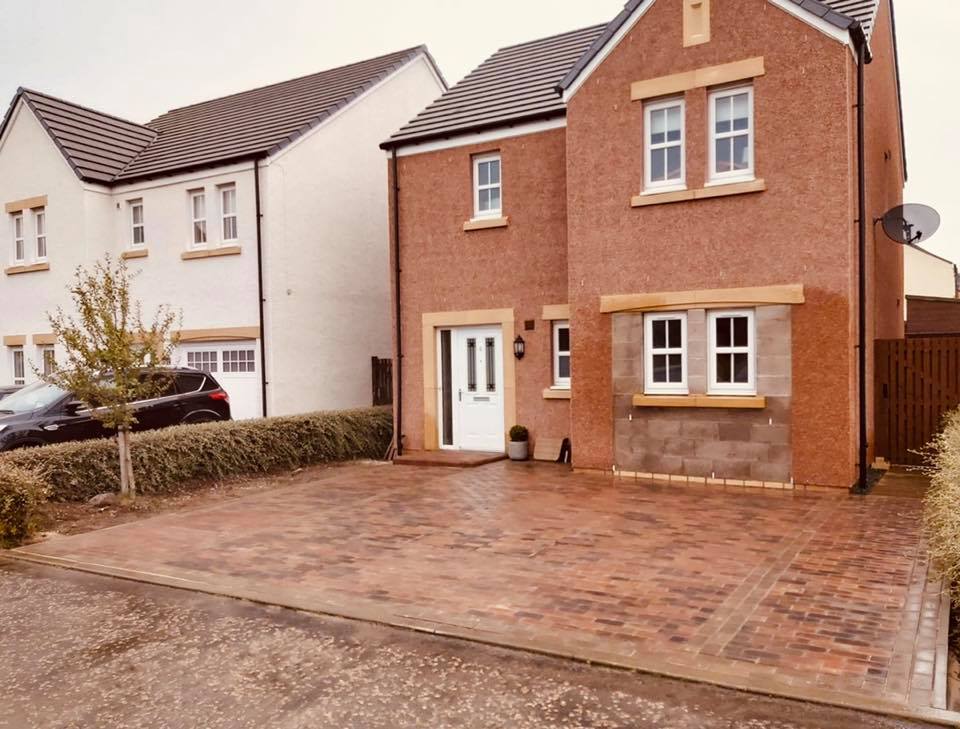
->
(0, 463), (46, 547)
(0, 406), (393, 503)
(924, 409), (960, 607)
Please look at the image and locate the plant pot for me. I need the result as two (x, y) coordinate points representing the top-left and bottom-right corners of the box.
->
(508, 440), (528, 461)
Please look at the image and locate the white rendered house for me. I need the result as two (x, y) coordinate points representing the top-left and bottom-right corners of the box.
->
(0, 47), (446, 419)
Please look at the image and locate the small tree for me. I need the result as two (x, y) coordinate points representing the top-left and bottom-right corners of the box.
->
(44, 255), (180, 498)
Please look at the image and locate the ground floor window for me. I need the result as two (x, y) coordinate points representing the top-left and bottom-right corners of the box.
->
(39, 345), (56, 377)
(10, 346), (25, 386)
(644, 312), (686, 394)
(707, 309), (755, 394)
(553, 320), (570, 388)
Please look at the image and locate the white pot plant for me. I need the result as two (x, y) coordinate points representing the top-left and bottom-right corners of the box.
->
(508, 425), (529, 461)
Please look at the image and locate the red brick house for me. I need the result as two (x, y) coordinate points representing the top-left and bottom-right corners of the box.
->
(381, 0), (906, 489)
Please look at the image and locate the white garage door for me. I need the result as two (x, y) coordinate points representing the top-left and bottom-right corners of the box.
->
(176, 341), (262, 420)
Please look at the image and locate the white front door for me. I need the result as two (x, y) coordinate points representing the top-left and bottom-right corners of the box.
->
(437, 326), (505, 452)
(175, 341), (262, 420)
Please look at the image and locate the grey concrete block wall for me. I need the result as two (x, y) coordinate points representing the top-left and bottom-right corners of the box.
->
(613, 305), (793, 482)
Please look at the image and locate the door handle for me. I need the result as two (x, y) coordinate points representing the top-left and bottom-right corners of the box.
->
(42, 424), (60, 432)
(458, 389), (462, 402)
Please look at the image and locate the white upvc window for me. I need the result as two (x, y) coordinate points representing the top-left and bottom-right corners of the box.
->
(34, 208), (47, 261)
(553, 320), (571, 388)
(708, 86), (754, 183)
(10, 346), (25, 386)
(472, 153), (502, 219)
(190, 190), (207, 247)
(707, 309), (756, 394)
(644, 312), (687, 394)
(130, 199), (145, 247)
(39, 345), (56, 377)
(11, 212), (24, 263)
(644, 97), (685, 192)
(220, 184), (237, 242)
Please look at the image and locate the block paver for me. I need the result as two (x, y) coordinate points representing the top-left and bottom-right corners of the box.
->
(15, 461), (952, 722)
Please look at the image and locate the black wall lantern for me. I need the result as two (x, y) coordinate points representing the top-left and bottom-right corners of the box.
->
(513, 335), (525, 360)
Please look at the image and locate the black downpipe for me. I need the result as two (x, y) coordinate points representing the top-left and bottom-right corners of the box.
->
(855, 36), (868, 493)
(391, 149), (403, 455)
(254, 157), (268, 418)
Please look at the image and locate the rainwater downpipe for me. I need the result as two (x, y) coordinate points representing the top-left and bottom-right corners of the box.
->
(391, 148), (403, 456)
(855, 28), (869, 493)
(254, 156), (268, 418)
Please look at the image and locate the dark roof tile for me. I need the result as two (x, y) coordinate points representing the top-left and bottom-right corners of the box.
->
(383, 24), (604, 148)
(0, 46), (440, 184)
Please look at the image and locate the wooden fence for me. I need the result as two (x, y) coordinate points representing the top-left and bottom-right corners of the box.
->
(371, 357), (393, 406)
(875, 337), (960, 465)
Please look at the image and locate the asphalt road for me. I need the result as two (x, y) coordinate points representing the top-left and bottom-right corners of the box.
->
(0, 558), (935, 729)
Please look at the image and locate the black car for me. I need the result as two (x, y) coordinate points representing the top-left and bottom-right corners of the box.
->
(0, 368), (231, 451)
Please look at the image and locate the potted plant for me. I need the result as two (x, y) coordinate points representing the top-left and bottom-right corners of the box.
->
(508, 425), (529, 461)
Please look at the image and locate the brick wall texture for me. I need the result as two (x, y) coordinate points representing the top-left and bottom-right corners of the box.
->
(389, 0), (904, 488)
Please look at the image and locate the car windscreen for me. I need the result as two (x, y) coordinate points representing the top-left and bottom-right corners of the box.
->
(0, 381), (68, 414)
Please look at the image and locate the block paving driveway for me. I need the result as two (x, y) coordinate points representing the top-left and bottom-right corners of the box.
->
(15, 461), (952, 723)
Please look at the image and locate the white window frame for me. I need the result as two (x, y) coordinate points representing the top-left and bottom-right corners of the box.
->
(11, 212), (24, 264)
(33, 208), (47, 261)
(644, 97), (686, 193)
(644, 312), (688, 395)
(552, 320), (571, 389)
(189, 190), (207, 248)
(10, 346), (25, 386)
(39, 344), (56, 377)
(707, 309), (756, 395)
(219, 184), (238, 243)
(472, 153), (502, 219)
(707, 85), (754, 185)
(129, 199), (145, 248)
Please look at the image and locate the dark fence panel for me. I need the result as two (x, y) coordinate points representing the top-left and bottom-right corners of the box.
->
(372, 357), (393, 406)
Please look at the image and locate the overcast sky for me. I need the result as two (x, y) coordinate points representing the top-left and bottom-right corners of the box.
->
(0, 0), (954, 260)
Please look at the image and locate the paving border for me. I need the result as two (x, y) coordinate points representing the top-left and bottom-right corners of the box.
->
(6, 549), (958, 727)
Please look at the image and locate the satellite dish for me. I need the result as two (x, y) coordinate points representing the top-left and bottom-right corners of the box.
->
(880, 204), (941, 246)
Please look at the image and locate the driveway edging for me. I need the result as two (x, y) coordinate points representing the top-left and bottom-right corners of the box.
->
(7, 548), (958, 728)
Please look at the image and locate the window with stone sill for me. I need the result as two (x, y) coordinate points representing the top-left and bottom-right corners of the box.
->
(553, 320), (570, 388)
(644, 312), (687, 394)
(707, 309), (756, 395)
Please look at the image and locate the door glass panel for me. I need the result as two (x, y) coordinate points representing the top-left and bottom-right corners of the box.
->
(440, 330), (453, 446)
(466, 338), (477, 392)
(485, 337), (496, 392)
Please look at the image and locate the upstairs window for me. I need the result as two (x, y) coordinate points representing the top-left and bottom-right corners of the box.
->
(34, 208), (46, 260)
(644, 312), (687, 394)
(220, 184), (237, 241)
(644, 98), (685, 191)
(190, 190), (207, 246)
(553, 320), (571, 388)
(11, 212), (24, 263)
(709, 86), (754, 183)
(473, 153), (501, 219)
(708, 309), (755, 394)
(130, 199), (145, 247)
(10, 346), (24, 386)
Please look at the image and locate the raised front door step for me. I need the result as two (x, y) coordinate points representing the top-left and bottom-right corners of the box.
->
(393, 450), (506, 468)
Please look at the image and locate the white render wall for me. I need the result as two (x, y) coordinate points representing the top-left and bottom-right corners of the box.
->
(261, 54), (445, 415)
(0, 102), (89, 384)
(0, 52), (445, 418)
(904, 246), (957, 319)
